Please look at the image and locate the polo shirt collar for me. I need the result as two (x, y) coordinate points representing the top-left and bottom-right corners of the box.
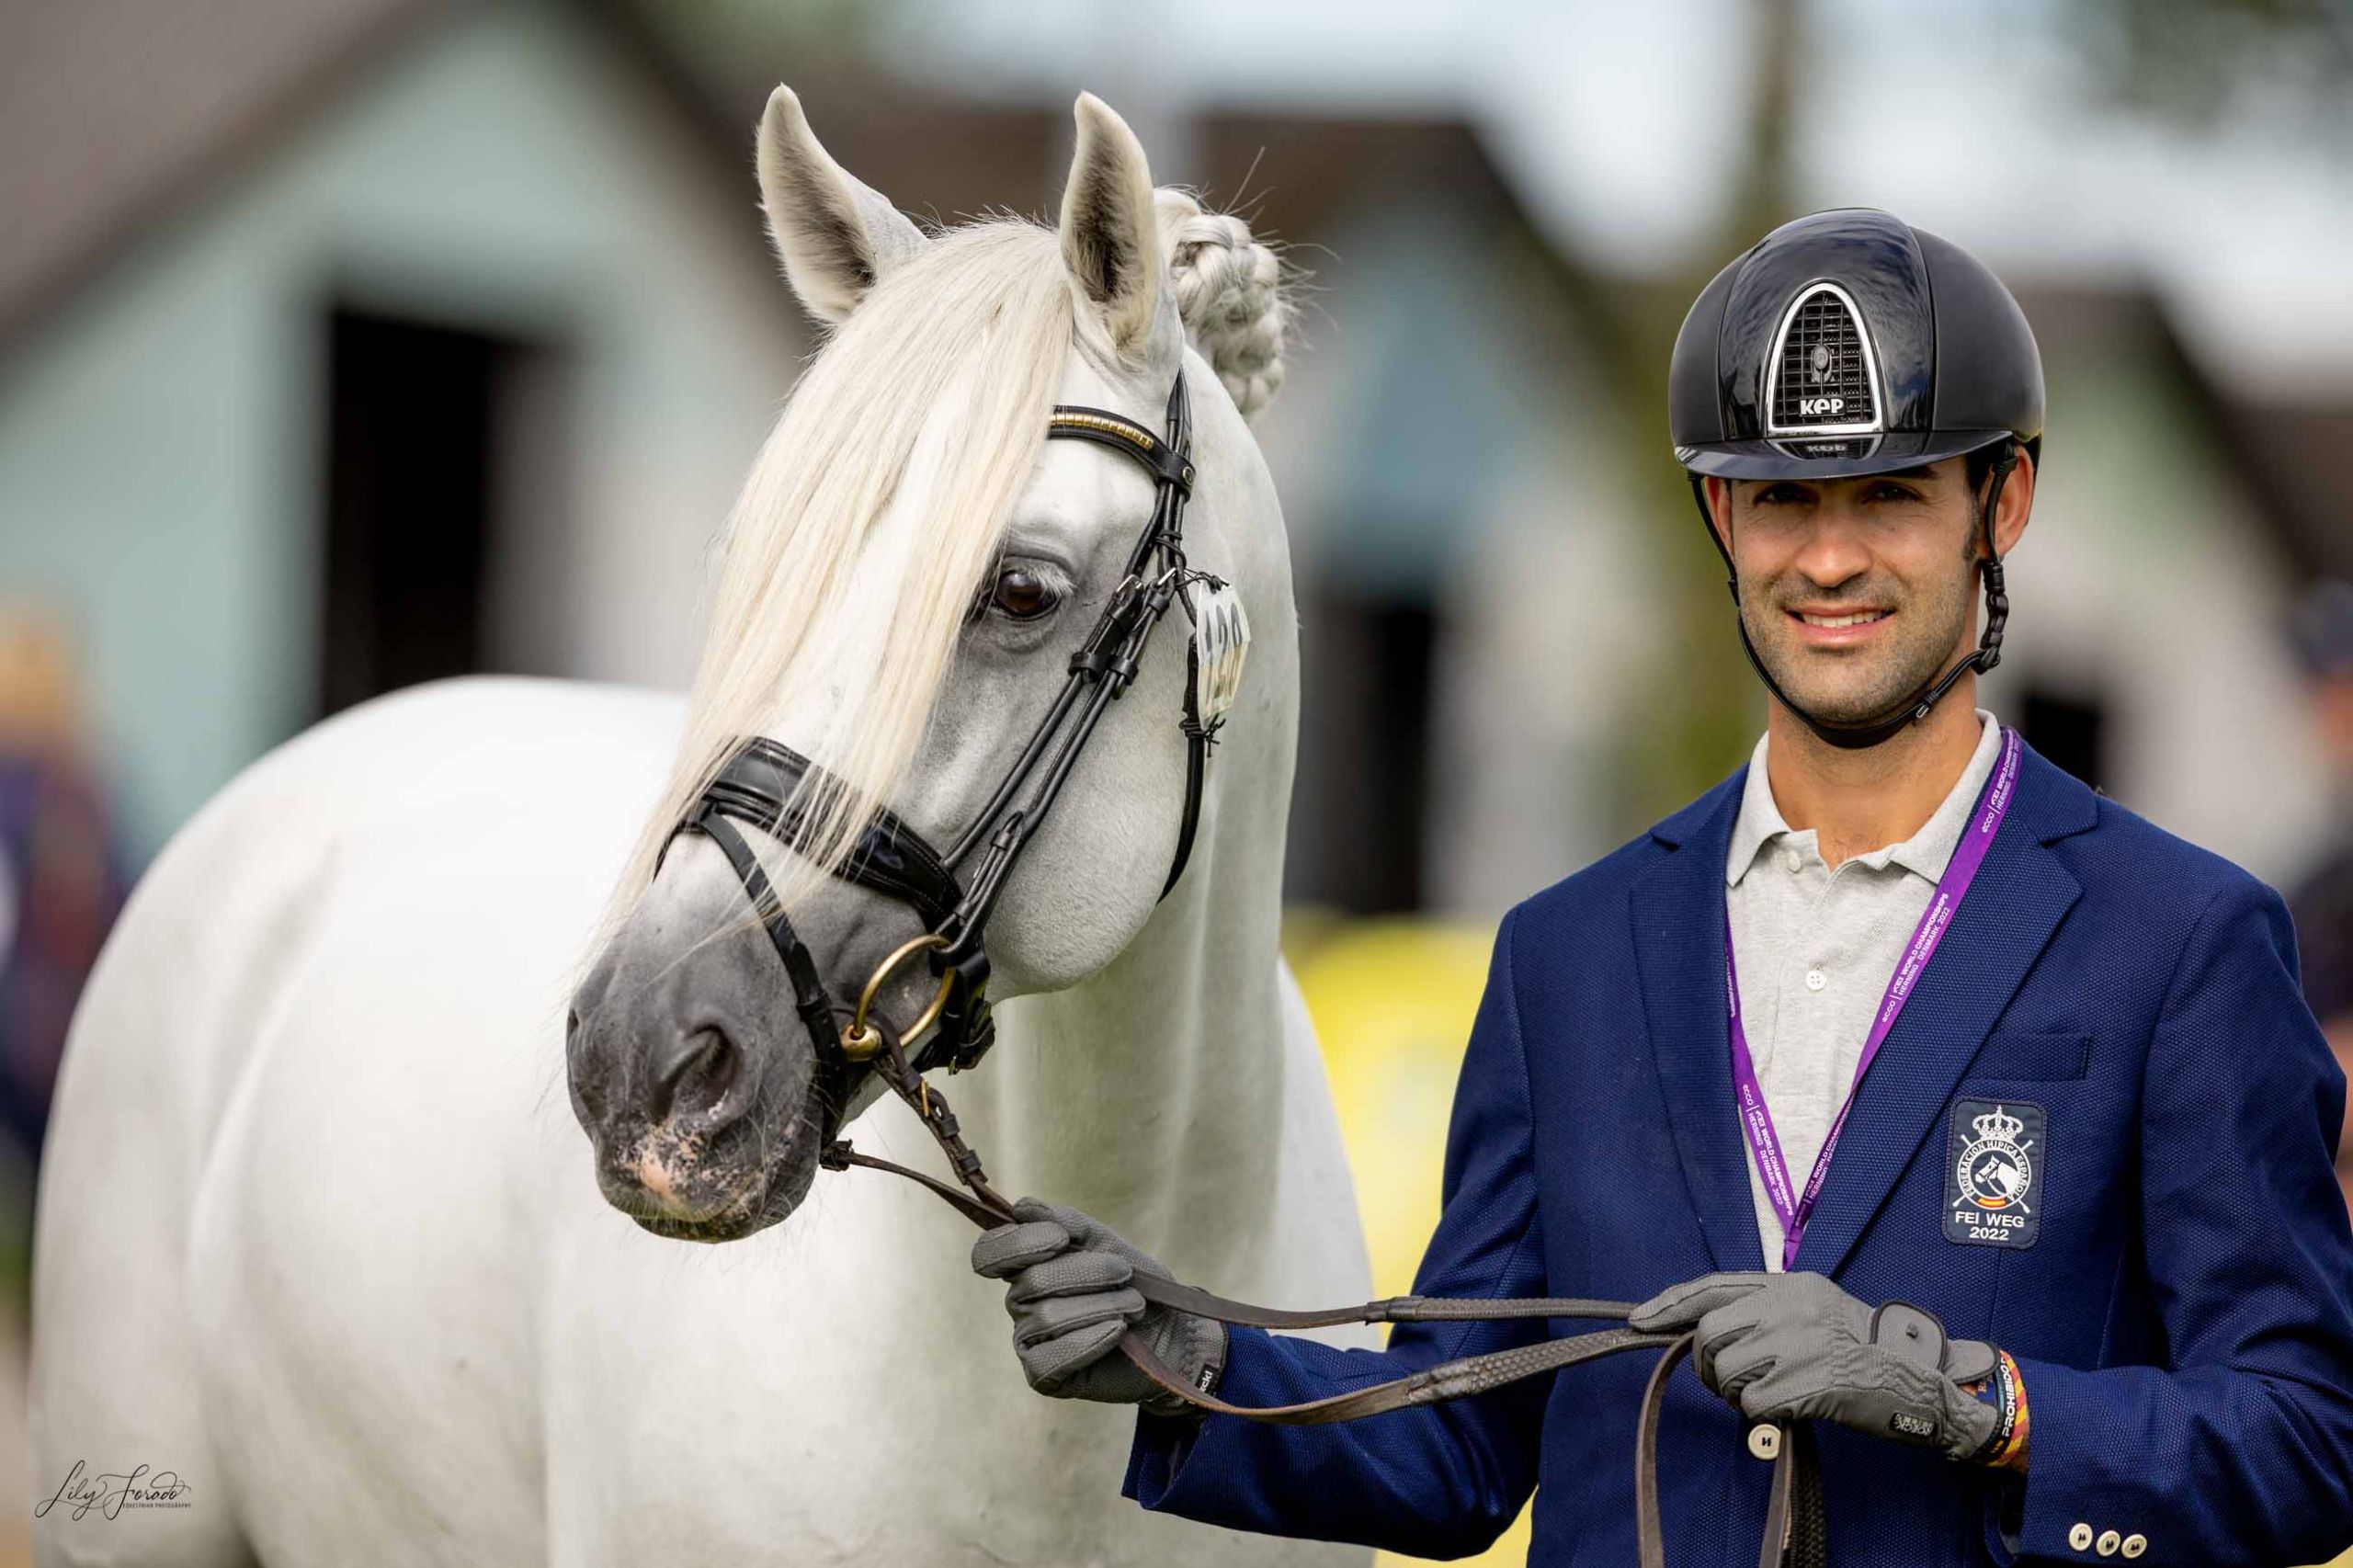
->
(1725, 709), (2003, 888)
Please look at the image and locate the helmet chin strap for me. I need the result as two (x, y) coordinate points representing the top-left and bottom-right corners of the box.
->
(1690, 441), (2018, 752)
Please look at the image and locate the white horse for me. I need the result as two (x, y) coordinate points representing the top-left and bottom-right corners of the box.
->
(30, 89), (1373, 1566)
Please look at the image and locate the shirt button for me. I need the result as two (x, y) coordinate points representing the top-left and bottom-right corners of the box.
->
(2097, 1530), (2120, 1557)
(2069, 1523), (2094, 1551)
(1804, 969), (1826, 992)
(1745, 1422), (1780, 1460)
(2120, 1537), (2146, 1560)
(1782, 849), (1802, 873)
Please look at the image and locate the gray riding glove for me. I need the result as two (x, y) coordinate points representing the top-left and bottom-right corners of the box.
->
(1630, 1271), (2001, 1461)
(970, 1198), (1226, 1418)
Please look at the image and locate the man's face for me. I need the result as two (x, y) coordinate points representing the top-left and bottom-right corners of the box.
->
(1707, 458), (1984, 725)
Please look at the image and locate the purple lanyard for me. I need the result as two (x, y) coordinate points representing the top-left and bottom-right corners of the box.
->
(1727, 726), (2021, 1270)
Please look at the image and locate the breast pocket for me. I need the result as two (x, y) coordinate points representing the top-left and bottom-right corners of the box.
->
(1947, 1035), (2090, 1257)
(1945, 1030), (2132, 1312)
(1963, 1028), (2091, 1083)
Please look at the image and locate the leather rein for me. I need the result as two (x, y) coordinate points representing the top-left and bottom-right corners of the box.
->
(824, 1013), (1825, 1568)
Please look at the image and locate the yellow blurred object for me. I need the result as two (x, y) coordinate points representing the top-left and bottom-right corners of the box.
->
(1292, 913), (1533, 1568)
(0, 604), (86, 756)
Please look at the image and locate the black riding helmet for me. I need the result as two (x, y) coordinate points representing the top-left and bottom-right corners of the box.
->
(1669, 208), (2045, 748)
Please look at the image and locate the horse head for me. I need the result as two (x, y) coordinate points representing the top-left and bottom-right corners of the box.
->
(565, 85), (1295, 1241)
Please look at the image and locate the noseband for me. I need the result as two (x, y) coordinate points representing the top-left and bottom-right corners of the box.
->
(661, 368), (1247, 1137)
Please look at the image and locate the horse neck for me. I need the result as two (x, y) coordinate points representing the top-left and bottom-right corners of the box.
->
(965, 781), (1291, 1267)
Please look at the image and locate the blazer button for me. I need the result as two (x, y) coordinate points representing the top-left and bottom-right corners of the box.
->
(2069, 1523), (2094, 1551)
(2097, 1530), (2121, 1557)
(2120, 1537), (2146, 1560)
(1745, 1423), (1781, 1460)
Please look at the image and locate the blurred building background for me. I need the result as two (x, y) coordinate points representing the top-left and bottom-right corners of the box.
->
(3, 0), (2350, 1562)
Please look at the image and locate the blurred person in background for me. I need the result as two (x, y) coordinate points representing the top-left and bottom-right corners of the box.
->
(0, 608), (125, 1170)
(970, 210), (2353, 1566)
(2286, 577), (2353, 1212)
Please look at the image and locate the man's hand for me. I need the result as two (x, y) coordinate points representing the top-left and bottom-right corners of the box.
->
(970, 1198), (1226, 1417)
(1631, 1272), (2006, 1462)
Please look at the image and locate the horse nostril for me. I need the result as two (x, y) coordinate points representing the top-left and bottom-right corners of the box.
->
(565, 1008), (614, 1124)
(654, 1028), (742, 1123)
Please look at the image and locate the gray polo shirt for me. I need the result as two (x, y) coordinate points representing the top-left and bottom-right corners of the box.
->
(1725, 709), (2003, 1270)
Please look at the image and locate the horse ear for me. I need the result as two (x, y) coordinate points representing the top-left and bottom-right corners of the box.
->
(756, 85), (926, 325)
(1058, 93), (1165, 359)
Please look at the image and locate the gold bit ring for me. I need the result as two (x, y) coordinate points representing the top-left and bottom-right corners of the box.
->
(841, 932), (955, 1062)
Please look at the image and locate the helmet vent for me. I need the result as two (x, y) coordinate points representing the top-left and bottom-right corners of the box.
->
(1765, 283), (1882, 437)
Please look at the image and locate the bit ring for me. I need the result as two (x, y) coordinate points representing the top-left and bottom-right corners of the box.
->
(842, 933), (954, 1062)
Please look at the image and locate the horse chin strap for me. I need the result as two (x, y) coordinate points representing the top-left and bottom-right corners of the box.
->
(1693, 440), (2018, 751)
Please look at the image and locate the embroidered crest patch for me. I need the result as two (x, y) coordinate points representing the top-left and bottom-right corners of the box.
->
(1944, 1100), (2043, 1249)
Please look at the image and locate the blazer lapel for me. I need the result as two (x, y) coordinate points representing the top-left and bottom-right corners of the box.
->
(1630, 771), (1767, 1274)
(1790, 747), (2091, 1280)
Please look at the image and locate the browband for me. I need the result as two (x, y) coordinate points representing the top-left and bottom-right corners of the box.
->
(1048, 406), (1195, 494)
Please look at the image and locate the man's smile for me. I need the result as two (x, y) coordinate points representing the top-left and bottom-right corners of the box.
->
(1787, 605), (1895, 646)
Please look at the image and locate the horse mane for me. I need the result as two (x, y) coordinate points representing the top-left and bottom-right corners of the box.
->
(606, 219), (1076, 932)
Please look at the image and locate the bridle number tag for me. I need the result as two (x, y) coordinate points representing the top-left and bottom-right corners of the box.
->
(1190, 578), (1249, 728)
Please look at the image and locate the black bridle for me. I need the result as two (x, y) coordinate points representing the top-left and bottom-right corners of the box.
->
(660, 369), (1235, 1140)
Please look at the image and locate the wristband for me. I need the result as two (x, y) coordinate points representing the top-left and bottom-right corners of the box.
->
(1964, 1348), (2029, 1471)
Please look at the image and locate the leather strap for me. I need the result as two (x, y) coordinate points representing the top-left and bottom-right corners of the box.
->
(689, 809), (848, 1140)
(1164, 631), (1210, 900)
(1635, 1333), (1692, 1568)
(1047, 406), (1196, 494)
(1761, 1419), (1824, 1568)
(705, 737), (966, 928)
(1119, 1318), (1670, 1425)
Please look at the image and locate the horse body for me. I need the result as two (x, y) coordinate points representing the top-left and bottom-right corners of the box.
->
(39, 668), (1370, 1568)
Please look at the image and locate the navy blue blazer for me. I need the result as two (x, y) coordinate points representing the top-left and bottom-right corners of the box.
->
(1126, 741), (2353, 1566)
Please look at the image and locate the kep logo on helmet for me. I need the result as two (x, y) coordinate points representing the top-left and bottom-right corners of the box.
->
(1764, 283), (1882, 441)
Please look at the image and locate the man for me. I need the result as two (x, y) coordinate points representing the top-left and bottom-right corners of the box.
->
(971, 210), (2353, 1565)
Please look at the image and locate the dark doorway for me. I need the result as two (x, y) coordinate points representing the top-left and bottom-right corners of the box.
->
(2019, 686), (2109, 794)
(1289, 595), (1438, 914)
(318, 309), (570, 718)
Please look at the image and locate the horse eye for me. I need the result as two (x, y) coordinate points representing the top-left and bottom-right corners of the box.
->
(989, 567), (1059, 620)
